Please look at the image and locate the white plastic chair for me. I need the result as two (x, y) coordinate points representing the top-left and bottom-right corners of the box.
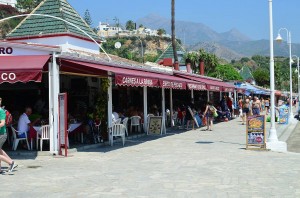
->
(10, 126), (30, 151)
(130, 116), (141, 133)
(122, 117), (129, 136)
(37, 125), (50, 151)
(110, 124), (126, 146)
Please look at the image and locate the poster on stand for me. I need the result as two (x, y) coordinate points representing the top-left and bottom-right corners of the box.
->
(246, 115), (266, 150)
(278, 106), (289, 124)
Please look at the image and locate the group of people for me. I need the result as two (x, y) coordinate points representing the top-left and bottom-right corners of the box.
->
(238, 96), (269, 125)
(173, 95), (235, 131)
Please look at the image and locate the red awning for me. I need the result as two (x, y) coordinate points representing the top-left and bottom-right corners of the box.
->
(61, 59), (162, 87)
(60, 59), (194, 89)
(175, 73), (234, 92)
(0, 55), (50, 84)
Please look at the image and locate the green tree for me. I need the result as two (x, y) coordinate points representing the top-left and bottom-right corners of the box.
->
(83, 9), (93, 27)
(125, 20), (135, 31)
(199, 49), (218, 75)
(240, 57), (250, 63)
(0, 5), (22, 38)
(157, 28), (166, 36)
(251, 55), (269, 70)
(139, 24), (144, 28)
(185, 52), (199, 73)
(252, 68), (270, 87)
(171, 0), (178, 64)
(211, 64), (242, 81)
(16, 0), (42, 12)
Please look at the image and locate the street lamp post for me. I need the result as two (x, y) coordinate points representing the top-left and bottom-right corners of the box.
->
(275, 28), (294, 122)
(266, 0), (287, 152)
(136, 36), (144, 63)
(293, 56), (300, 112)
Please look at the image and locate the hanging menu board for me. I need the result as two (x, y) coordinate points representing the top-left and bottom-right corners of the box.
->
(246, 115), (266, 150)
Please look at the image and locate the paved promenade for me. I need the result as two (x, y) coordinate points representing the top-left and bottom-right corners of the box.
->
(1, 117), (300, 198)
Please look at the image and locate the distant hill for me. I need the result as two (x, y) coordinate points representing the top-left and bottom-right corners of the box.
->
(136, 14), (251, 45)
(137, 14), (300, 60)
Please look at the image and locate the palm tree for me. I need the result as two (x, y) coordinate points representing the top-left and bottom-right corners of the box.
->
(171, 0), (178, 65)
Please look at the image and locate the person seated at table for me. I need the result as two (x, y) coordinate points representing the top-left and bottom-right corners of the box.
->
(17, 107), (40, 138)
(118, 109), (126, 121)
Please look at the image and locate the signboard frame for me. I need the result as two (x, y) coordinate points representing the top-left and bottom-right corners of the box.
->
(147, 116), (163, 135)
(246, 115), (266, 150)
(58, 93), (68, 156)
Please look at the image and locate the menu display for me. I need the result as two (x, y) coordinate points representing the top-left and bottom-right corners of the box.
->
(246, 115), (266, 150)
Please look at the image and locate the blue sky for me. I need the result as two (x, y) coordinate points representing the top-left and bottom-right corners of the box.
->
(68, 0), (300, 43)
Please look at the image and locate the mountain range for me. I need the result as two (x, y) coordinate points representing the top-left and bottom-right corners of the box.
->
(137, 14), (300, 61)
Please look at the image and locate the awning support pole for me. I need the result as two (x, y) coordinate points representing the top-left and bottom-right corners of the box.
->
(191, 89), (194, 103)
(162, 88), (166, 134)
(52, 52), (59, 154)
(48, 61), (54, 153)
(107, 73), (113, 144)
(207, 90), (210, 102)
(234, 90), (237, 110)
(143, 87), (148, 133)
(170, 88), (173, 127)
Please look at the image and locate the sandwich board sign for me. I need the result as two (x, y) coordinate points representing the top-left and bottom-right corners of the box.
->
(246, 115), (266, 150)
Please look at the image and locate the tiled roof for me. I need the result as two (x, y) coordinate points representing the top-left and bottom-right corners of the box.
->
(156, 41), (186, 65)
(7, 0), (99, 41)
(239, 66), (254, 81)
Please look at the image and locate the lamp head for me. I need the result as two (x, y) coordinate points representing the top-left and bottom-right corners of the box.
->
(275, 33), (283, 43)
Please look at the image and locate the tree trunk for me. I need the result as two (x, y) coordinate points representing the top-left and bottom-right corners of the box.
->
(171, 0), (178, 63)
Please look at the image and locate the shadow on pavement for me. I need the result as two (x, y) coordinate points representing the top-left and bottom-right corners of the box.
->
(77, 130), (185, 153)
(195, 141), (214, 144)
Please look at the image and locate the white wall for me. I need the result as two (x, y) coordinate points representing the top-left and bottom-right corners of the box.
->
(16, 36), (100, 53)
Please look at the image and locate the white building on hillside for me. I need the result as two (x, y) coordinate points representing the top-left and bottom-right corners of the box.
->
(0, 0), (17, 7)
(98, 22), (123, 38)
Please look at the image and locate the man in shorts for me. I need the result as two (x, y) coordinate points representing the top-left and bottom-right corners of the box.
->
(0, 106), (17, 174)
(242, 97), (250, 125)
(252, 96), (261, 115)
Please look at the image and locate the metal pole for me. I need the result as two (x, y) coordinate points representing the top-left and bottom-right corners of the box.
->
(143, 87), (148, 133)
(48, 61), (54, 153)
(107, 74), (113, 144)
(162, 88), (166, 134)
(136, 36), (144, 63)
(52, 52), (60, 153)
(170, 88), (174, 127)
(298, 57), (300, 111)
(267, 0), (278, 142)
(288, 31), (294, 121)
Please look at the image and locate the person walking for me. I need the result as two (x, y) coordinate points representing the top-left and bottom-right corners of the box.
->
(265, 98), (270, 115)
(0, 106), (17, 174)
(252, 96), (261, 116)
(242, 97), (251, 125)
(203, 101), (215, 131)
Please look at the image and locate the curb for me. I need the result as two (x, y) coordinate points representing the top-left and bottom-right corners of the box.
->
(279, 119), (299, 142)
